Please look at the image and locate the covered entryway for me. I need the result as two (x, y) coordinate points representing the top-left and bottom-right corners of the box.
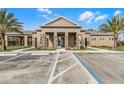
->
(57, 33), (65, 48)
(40, 16), (82, 49)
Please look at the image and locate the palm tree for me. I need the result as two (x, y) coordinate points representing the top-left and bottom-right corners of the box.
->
(99, 15), (124, 50)
(0, 9), (23, 51)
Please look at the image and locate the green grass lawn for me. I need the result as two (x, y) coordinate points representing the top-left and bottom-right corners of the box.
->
(6, 46), (26, 51)
(25, 47), (95, 51)
(95, 45), (124, 51)
(0, 46), (26, 52)
(25, 47), (56, 51)
(97, 46), (113, 50)
(116, 45), (124, 51)
(82, 47), (95, 51)
(67, 47), (95, 51)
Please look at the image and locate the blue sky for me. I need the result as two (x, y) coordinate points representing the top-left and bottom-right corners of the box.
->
(5, 8), (124, 30)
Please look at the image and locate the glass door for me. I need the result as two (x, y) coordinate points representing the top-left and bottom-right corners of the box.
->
(58, 36), (65, 48)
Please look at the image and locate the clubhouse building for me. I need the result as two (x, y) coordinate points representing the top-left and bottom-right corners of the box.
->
(1, 16), (114, 49)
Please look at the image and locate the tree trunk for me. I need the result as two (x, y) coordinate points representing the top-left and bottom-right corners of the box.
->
(1, 32), (6, 51)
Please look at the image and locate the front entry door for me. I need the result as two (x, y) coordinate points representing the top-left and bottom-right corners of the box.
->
(58, 36), (65, 48)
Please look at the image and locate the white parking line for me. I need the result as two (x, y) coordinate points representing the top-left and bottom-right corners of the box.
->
(0, 53), (17, 56)
(47, 52), (59, 84)
(0, 53), (29, 64)
(50, 63), (78, 82)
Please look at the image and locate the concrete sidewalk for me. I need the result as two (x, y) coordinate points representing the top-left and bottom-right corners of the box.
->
(88, 46), (111, 52)
(11, 47), (34, 52)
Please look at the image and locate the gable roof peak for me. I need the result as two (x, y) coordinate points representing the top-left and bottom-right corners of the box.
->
(42, 16), (80, 26)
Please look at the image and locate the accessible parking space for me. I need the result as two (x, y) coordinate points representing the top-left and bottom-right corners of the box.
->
(75, 53), (124, 84)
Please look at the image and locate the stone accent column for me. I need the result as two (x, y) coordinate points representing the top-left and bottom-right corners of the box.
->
(54, 32), (57, 49)
(76, 33), (80, 49)
(24, 36), (28, 47)
(41, 32), (46, 48)
(65, 32), (68, 49)
(5, 35), (8, 47)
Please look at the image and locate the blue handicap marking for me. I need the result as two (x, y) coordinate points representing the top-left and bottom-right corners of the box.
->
(74, 53), (104, 84)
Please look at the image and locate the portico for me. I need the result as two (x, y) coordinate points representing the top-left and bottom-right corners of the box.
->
(44, 31), (80, 49)
(36, 16), (82, 49)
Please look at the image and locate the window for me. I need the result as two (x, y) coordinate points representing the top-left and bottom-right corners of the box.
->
(94, 38), (96, 40)
(109, 38), (111, 40)
(100, 38), (102, 40)
(103, 38), (104, 40)
(112, 38), (114, 40)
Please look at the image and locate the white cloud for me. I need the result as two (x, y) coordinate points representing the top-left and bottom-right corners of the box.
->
(37, 8), (52, 14)
(95, 14), (108, 22)
(79, 11), (107, 23)
(42, 14), (50, 19)
(114, 10), (121, 16)
(79, 11), (94, 21)
(37, 8), (59, 20)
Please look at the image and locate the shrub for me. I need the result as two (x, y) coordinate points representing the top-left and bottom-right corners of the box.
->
(120, 41), (124, 46)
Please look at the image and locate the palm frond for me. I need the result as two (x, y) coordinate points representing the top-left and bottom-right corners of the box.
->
(99, 15), (124, 33)
(0, 8), (23, 33)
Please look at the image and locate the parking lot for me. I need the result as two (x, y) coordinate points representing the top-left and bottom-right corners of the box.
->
(0, 52), (92, 84)
(75, 52), (124, 84)
(0, 51), (124, 84)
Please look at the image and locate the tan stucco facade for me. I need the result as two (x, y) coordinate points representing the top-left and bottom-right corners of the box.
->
(4, 16), (114, 49)
(90, 35), (114, 47)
